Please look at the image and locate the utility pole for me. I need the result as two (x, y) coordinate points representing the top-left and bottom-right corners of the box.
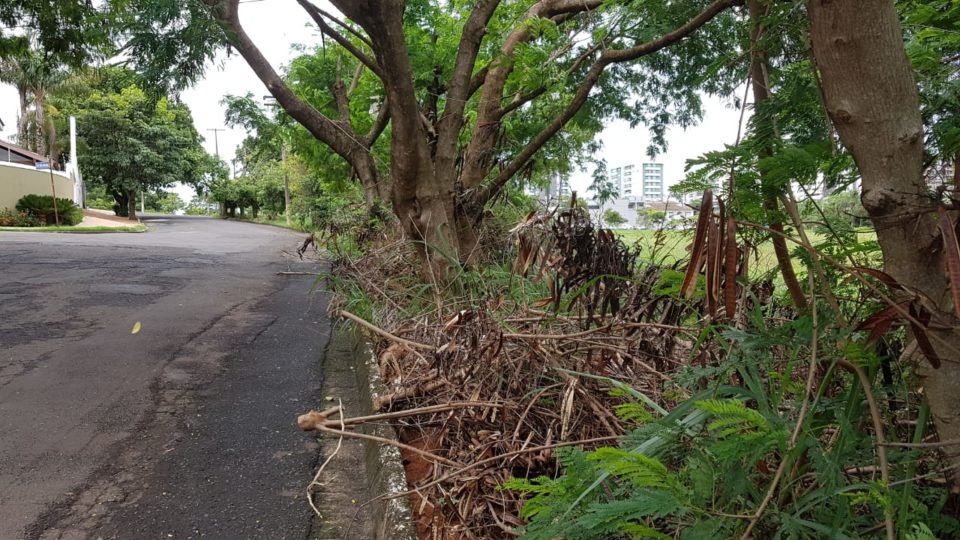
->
(206, 128), (225, 159)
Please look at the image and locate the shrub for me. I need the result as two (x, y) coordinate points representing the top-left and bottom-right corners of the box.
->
(0, 208), (42, 227)
(15, 194), (84, 226)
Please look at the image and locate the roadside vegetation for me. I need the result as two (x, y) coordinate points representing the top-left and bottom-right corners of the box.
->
(5, 0), (960, 538)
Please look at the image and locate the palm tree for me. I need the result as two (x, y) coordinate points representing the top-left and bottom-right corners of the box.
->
(0, 55), (32, 147)
(0, 49), (65, 159)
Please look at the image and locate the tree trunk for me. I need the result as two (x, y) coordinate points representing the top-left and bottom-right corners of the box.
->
(126, 189), (138, 221)
(112, 191), (129, 217)
(16, 86), (29, 147)
(334, 0), (461, 279)
(354, 153), (383, 210)
(809, 0), (960, 488)
(34, 90), (46, 156)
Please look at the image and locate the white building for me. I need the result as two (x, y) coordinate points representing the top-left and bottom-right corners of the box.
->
(641, 163), (664, 201)
(608, 164), (636, 197)
(607, 162), (664, 201)
(528, 172), (572, 205)
(586, 196), (695, 229)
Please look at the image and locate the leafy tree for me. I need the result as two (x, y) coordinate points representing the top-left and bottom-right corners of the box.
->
(143, 191), (186, 214)
(0, 0), (109, 64)
(602, 208), (627, 228)
(50, 72), (211, 219)
(638, 208), (666, 229)
(126, 0), (743, 276)
(0, 48), (67, 158)
(589, 165), (619, 226)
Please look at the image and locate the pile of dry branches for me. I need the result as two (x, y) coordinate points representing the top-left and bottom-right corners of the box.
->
(294, 198), (751, 539)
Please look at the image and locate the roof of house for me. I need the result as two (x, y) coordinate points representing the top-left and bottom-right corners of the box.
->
(0, 139), (47, 165)
(642, 200), (694, 213)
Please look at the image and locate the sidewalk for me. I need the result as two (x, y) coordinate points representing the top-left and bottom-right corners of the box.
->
(80, 208), (142, 228)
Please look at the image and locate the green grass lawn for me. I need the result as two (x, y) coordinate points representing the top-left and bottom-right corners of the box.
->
(0, 224), (148, 233)
(233, 215), (310, 232)
(615, 227), (878, 277)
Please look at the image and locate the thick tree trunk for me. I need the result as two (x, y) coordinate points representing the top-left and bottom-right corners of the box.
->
(112, 191), (129, 217)
(126, 189), (138, 221)
(749, 0), (808, 310)
(334, 0), (461, 279)
(809, 0), (960, 488)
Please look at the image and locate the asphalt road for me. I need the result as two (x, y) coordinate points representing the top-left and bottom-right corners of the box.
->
(0, 216), (329, 539)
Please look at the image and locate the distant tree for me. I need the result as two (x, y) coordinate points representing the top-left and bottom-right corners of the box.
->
(602, 208), (627, 228)
(144, 191), (186, 214)
(589, 167), (619, 226)
(0, 48), (67, 158)
(52, 74), (211, 219)
(637, 208), (666, 229)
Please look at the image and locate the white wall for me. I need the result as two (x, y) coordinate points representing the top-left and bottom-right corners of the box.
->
(0, 162), (76, 210)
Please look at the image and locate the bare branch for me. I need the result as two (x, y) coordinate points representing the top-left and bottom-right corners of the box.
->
(209, 0), (366, 163)
(295, 0), (384, 80)
(474, 0), (739, 207)
(364, 97), (390, 147)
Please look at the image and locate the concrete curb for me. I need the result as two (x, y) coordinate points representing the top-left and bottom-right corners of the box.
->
(351, 329), (416, 540)
(312, 325), (415, 540)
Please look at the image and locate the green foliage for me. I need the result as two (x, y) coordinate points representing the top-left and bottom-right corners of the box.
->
(504, 311), (959, 539)
(0, 0), (110, 65)
(49, 68), (214, 214)
(0, 208), (42, 227)
(184, 196), (216, 216)
(603, 209), (628, 228)
(15, 194), (83, 225)
(143, 191), (186, 214)
(83, 184), (117, 210)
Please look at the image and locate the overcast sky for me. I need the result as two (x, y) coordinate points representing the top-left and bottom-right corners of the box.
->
(0, 0), (747, 201)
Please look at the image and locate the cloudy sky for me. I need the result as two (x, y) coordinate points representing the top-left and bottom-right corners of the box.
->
(0, 0), (747, 201)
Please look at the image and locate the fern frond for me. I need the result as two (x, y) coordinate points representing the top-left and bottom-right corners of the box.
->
(696, 399), (770, 435)
(587, 447), (676, 489)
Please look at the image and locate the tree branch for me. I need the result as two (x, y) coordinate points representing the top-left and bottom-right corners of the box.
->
(209, 0), (367, 164)
(473, 0), (739, 207)
(460, 0), (603, 190)
(295, 0), (384, 80)
(314, 5), (373, 48)
(364, 97), (390, 147)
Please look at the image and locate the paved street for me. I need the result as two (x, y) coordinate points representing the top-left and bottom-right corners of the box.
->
(0, 216), (329, 539)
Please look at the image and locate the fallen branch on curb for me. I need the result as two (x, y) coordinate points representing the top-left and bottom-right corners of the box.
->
(306, 400), (344, 517)
(297, 401), (505, 430)
(340, 309), (434, 351)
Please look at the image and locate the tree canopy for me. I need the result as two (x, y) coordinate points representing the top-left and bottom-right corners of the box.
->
(50, 69), (212, 218)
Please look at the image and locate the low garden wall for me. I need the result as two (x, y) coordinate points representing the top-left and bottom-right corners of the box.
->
(0, 162), (76, 210)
